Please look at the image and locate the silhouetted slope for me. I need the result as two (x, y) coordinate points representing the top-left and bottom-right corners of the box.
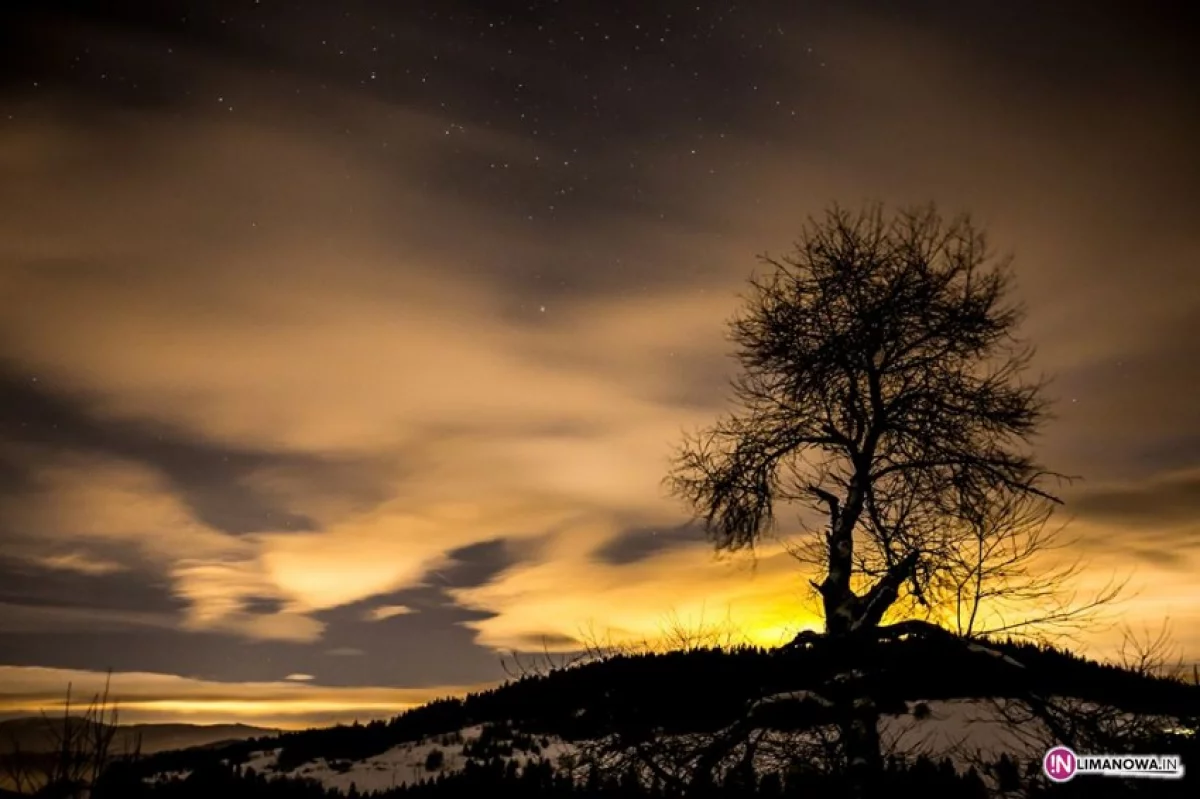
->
(103, 754), (1002, 798)
(99, 740), (1198, 799)
(130, 635), (1198, 778)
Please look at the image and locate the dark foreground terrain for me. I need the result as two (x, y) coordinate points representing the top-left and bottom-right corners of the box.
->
(13, 636), (1200, 797)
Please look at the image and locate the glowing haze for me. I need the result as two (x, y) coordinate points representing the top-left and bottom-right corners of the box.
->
(1, 1), (1196, 727)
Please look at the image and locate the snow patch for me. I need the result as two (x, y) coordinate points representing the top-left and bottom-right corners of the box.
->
(243, 747), (282, 772)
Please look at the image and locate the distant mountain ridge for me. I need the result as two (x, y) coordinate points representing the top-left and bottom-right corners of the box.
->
(0, 718), (279, 755)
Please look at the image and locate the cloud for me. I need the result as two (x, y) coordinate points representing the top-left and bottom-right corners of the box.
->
(0, 1), (1196, 691)
(0, 602), (178, 634)
(170, 558), (325, 643)
(365, 605), (413, 622)
(0, 95), (741, 650)
(1061, 471), (1200, 572)
(3, 451), (243, 564)
(450, 538), (818, 653)
(29, 551), (127, 576)
(324, 648), (365, 658)
(0, 365), (356, 537)
(594, 524), (706, 567)
(504, 632), (583, 651)
(1072, 469), (1200, 529)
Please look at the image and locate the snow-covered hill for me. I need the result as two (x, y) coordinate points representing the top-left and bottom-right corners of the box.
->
(130, 638), (1198, 796)
(144, 698), (1163, 794)
(210, 724), (576, 794)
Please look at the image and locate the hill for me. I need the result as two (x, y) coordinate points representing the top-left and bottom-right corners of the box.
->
(99, 634), (1195, 797)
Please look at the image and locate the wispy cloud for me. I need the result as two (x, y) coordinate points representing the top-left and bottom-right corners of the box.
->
(30, 552), (128, 576)
(324, 648), (365, 658)
(1073, 468), (1200, 529)
(365, 605), (414, 622)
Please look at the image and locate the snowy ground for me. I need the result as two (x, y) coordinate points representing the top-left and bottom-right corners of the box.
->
(884, 699), (1043, 762)
(223, 724), (563, 794)
(281, 727), (483, 794)
(144, 699), (1180, 794)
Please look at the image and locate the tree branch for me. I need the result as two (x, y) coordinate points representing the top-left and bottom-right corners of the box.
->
(853, 549), (920, 631)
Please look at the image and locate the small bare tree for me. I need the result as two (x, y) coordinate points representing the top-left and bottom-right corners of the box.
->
(925, 489), (1124, 642)
(668, 203), (1073, 794)
(1116, 619), (1189, 682)
(0, 675), (134, 799)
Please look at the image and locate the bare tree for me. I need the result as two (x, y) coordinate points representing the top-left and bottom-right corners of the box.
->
(489, 205), (1136, 795)
(667, 203), (1070, 794)
(1116, 619), (1189, 682)
(926, 489), (1124, 642)
(0, 675), (134, 799)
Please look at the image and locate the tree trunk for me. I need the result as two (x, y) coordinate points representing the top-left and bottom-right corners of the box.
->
(812, 475), (920, 797)
(817, 553), (918, 797)
(825, 631), (884, 799)
(842, 713), (884, 799)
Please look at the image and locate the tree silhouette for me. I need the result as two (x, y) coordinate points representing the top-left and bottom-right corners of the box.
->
(929, 487), (1122, 641)
(668, 203), (1066, 794)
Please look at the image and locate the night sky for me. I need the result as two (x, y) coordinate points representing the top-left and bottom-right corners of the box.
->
(1, 1), (1197, 727)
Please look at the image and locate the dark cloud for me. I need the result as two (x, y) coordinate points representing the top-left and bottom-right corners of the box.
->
(0, 553), (180, 614)
(1127, 436), (1200, 480)
(0, 628), (255, 680)
(239, 596), (287, 616)
(429, 539), (518, 591)
(0, 592), (510, 690)
(0, 555), (196, 674)
(307, 618), (506, 688)
(312, 540), (518, 628)
(0, 361), (390, 535)
(504, 632), (582, 651)
(1048, 310), (1200, 483)
(1125, 548), (1191, 570)
(0, 444), (35, 497)
(1072, 471), (1200, 529)
(269, 539), (532, 686)
(594, 523), (704, 566)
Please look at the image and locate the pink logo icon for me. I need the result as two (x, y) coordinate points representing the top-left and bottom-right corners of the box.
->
(1044, 746), (1078, 782)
